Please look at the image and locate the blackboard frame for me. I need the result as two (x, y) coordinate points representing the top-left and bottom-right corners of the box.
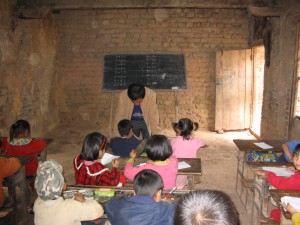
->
(102, 53), (187, 91)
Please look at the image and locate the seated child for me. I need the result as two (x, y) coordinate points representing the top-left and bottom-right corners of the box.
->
(277, 139), (300, 162)
(74, 132), (126, 186)
(124, 134), (178, 189)
(256, 143), (300, 222)
(34, 160), (103, 225)
(109, 119), (141, 157)
(0, 156), (21, 206)
(106, 169), (177, 225)
(174, 190), (239, 225)
(1, 120), (47, 176)
(171, 118), (205, 158)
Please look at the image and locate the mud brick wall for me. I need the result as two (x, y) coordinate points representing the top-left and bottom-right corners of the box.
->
(0, 0), (58, 137)
(53, 8), (249, 135)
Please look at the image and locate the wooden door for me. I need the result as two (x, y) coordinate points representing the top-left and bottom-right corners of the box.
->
(215, 49), (252, 131)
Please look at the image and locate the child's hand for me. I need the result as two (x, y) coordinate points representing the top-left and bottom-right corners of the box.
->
(130, 150), (137, 158)
(74, 192), (85, 203)
(256, 170), (267, 177)
(281, 202), (297, 215)
(112, 159), (119, 168)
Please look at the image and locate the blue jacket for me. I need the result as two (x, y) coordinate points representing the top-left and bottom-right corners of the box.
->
(106, 195), (177, 225)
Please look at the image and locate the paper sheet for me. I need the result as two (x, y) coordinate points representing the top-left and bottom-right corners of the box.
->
(281, 196), (300, 212)
(254, 142), (274, 149)
(100, 153), (120, 165)
(178, 161), (191, 170)
(262, 166), (294, 177)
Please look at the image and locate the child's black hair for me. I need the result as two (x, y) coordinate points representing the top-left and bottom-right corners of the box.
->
(145, 134), (172, 161)
(175, 118), (199, 140)
(293, 143), (300, 157)
(133, 169), (164, 197)
(118, 119), (133, 137)
(9, 119), (30, 142)
(127, 83), (146, 100)
(80, 132), (106, 161)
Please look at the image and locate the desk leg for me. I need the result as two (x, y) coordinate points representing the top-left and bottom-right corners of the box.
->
(7, 165), (30, 225)
(187, 175), (195, 190)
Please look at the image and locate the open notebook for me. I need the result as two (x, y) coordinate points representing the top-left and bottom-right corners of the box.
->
(262, 166), (295, 177)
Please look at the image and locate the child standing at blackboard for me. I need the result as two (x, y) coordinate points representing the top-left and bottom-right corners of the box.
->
(113, 83), (161, 140)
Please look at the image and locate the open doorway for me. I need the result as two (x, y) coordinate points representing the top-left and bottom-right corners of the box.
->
(250, 46), (265, 137)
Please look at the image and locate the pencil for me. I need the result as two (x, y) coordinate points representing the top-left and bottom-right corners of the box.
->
(164, 187), (177, 200)
(133, 133), (139, 140)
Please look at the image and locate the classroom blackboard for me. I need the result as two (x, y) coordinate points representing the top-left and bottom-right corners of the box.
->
(103, 54), (187, 90)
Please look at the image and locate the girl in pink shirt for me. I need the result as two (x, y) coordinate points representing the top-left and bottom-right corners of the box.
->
(171, 118), (205, 158)
(124, 135), (178, 190)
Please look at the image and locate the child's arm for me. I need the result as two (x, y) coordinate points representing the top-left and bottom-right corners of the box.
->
(266, 172), (300, 190)
(282, 143), (293, 162)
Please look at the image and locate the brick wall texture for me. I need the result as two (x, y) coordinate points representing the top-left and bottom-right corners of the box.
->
(53, 8), (249, 135)
(2, 0), (300, 139)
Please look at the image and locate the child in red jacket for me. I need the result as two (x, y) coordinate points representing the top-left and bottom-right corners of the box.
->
(256, 143), (300, 222)
(74, 132), (126, 186)
(1, 120), (47, 177)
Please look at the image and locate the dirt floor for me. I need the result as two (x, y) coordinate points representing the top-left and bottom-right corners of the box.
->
(39, 126), (255, 224)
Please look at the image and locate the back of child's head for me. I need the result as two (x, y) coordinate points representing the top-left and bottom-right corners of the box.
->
(127, 83), (146, 100)
(174, 118), (199, 140)
(9, 119), (30, 142)
(145, 134), (172, 161)
(133, 169), (164, 198)
(118, 119), (133, 137)
(80, 132), (106, 161)
(174, 190), (239, 225)
(293, 144), (300, 157)
(35, 160), (64, 201)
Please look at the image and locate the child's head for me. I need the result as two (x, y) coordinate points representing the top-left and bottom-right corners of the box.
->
(127, 83), (146, 105)
(80, 132), (106, 161)
(9, 119), (30, 141)
(145, 134), (172, 161)
(35, 160), (65, 201)
(174, 118), (199, 140)
(174, 190), (239, 225)
(293, 144), (300, 170)
(133, 169), (164, 201)
(118, 119), (133, 137)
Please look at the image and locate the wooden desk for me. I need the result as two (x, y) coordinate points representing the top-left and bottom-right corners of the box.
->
(4, 155), (33, 225)
(65, 185), (190, 218)
(269, 189), (300, 224)
(248, 163), (293, 225)
(116, 157), (201, 189)
(233, 139), (285, 212)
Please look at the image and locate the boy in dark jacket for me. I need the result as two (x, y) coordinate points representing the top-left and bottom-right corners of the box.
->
(106, 169), (176, 225)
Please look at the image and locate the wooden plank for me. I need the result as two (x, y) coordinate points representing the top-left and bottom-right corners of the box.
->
(215, 51), (223, 131)
(245, 49), (253, 129)
(233, 139), (285, 152)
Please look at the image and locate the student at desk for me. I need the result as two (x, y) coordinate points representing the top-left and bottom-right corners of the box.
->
(277, 139), (300, 162)
(256, 144), (300, 222)
(1, 119), (47, 177)
(34, 160), (103, 225)
(106, 169), (177, 225)
(0, 156), (21, 207)
(124, 134), (178, 190)
(109, 119), (141, 157)
(74, 132), (126, 186)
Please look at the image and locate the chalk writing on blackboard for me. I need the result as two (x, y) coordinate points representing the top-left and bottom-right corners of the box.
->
(103, 54), (187, 90)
